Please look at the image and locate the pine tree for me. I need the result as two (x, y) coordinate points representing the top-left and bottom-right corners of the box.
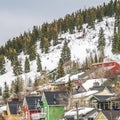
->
(13, 58), (23, 76)
(75, 13), (83, 31)
(6, 48), (17, 62)
(112, 32), (118, 53)
(24, 57), (30, 73)
(88, 8), (96, 28)
(94, 52), (98, 63)
(115, 1), (120, 23)
(96, 6), (103, 22)
(3, 82), (9, 102)
(61, 40), (71, 63)
(10, 81), (15, 94)
(36, 54), (42, 72)
(67, 76), (73, 109)
(56, 58), (65, 79)
(0, 55), (6, 75)
(32, 26), (40, 41)
(14, 77), (24, 96)
(53, 30), (58, 46)
(44, 37), (49, 53)
(112, 22), (120, 54)
(52, 20), (58, 46)
(90, 53), (94, 64)
(28, 44), (36, 61)
(97, 27), (106, 52)
(40, 32), (44, 53)
(67, 76), (72, 92)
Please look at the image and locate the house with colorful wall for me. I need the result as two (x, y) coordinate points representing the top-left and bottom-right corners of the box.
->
(96, 110), (120, 120)
(89, 85), (114, 96)
(89, 95), (120, 110)
(92, 61), (120, 78)
(72, 84), (115, 108)
(6, 100), (23, 120)
(41, 91), (68, 120)
(23, 96), (42, 120)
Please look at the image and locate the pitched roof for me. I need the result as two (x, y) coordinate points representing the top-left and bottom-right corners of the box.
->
(44, 91), (68, 106)
(64, 107), (99, 119)
(25, 96), (41, 110)
(102, 110), (120, 120)
(89, 86), (105, 91)
(93, 95), (113, 102)
(73, 90), (98, 99)
(78, 72), (88, 79)
(73, 83), (86, 94)
(8, 101), (22, 114)
(89, 86), (114, 93)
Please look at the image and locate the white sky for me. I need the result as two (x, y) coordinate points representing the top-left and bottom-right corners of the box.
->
(0, 0), (111, 46)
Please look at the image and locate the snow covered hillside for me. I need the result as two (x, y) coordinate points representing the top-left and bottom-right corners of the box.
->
(0, 17), (119, 90)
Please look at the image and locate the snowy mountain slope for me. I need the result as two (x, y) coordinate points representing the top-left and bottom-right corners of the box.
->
(0, 17), (119, 91)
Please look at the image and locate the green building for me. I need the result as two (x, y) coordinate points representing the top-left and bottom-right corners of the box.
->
(41, 91), (68, 120)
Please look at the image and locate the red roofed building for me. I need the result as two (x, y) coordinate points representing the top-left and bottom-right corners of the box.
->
(92, 61), (120, 78)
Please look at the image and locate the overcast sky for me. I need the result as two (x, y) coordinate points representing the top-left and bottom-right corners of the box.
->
(0, 0), (111, 46)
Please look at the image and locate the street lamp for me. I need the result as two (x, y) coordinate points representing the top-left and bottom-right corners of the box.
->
(74, 102), (79, 120)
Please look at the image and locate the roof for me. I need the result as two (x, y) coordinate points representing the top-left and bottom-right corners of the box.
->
(65, 107), (94, 116)
(92, 95), (114, 102)
(102, 110), (120, 120)
(89, 86), (114, 93)
(73, 83), (86, 95)
(64, 107), (99, 119)
(89, 86), (105, 91)
(25, 96), (41, 110)
(83, 79), (107, 91)
(44, 91), (68, 106)
(77, 72), (88, 79)
(73, 90), (98, 99)
(8, 101), (23, 114)
(0, 105), (6, 112)
(92, 61), (118, 66)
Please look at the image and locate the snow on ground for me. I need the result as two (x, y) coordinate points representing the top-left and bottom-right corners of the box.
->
(0, 68), (15, 90)
(0, 17), (119, 91)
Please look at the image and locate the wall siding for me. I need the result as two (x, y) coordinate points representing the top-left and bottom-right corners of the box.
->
(49, 106), (64, 120)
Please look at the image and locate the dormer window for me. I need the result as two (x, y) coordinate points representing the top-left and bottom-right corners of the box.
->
(53, 94), (57, 104)
(17, 105), (22, 114)
(37, 99), (43, 110)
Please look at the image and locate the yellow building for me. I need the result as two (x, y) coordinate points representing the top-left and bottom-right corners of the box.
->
(6, 100), (23, 120)
(96, 111), (108, 120)
(96, 110), (120, 120)
(72, 86), (115, 108)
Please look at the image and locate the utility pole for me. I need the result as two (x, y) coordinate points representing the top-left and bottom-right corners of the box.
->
(76, 102), (79, 120)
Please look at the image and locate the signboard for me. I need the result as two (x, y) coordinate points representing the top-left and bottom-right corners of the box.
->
(31, 112), (46, 120)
